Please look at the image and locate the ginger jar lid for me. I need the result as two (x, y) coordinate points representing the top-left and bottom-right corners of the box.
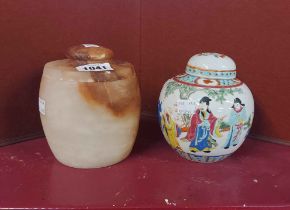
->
(186, 53), (237, 79)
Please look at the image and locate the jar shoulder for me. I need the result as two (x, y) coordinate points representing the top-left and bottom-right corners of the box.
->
(163, 73), (246, 89)
(160, 75), (254, 108)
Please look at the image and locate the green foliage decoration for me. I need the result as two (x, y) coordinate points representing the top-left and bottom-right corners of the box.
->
(164, 81), (243, 104)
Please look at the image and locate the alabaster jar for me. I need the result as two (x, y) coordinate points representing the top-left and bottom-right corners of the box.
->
(158, 53), (254, 163)
(39, 44), (141, 168)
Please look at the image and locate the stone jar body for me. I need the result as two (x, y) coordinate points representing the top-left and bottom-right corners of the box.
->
(39, 44), (141, 168)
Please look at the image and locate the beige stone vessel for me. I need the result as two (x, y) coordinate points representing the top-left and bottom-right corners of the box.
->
(39, 44), (141, 168)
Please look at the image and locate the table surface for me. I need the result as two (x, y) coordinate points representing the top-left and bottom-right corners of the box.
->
(0, 120), (290, 210)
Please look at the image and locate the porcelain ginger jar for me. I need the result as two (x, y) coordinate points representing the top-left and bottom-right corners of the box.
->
(158, 53), (254, 163)
(39, 44), (141, 168)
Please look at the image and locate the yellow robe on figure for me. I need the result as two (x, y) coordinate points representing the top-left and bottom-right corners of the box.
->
(165, 115), (181, 149)
(160, 116), (169, 143)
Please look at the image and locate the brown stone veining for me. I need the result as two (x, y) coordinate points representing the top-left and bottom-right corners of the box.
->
(66, 45), (114, 61)
(78, 75), (141, 117)
(66, 45), (141, 117)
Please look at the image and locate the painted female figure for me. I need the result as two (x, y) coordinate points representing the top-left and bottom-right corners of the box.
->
(186, 97), (218, 153)
(158, 101), (170, 145)
(224, 98), (247, 149)
(164, 113), (181, 150)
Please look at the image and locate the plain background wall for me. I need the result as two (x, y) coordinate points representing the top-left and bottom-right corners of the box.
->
(0, 0), (289, 145)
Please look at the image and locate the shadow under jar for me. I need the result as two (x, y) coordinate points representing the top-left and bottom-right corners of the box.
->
(39, 44), (141, 169)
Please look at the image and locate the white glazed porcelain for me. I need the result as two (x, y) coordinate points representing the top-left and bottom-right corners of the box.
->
(158, 53), (254, 163)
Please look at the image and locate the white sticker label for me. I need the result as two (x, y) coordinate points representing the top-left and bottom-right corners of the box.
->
(82, 44), (100, 48)
(176, 99), (196, 114)
(76, 63), (114, 72)
(39, 97), (46, 115)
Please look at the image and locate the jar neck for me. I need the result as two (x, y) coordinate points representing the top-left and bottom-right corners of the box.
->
(185, 64), (236, 80)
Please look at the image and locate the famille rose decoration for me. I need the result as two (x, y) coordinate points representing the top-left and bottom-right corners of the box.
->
(39, 44), (141, 168)
(158, 53), (254, 163)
